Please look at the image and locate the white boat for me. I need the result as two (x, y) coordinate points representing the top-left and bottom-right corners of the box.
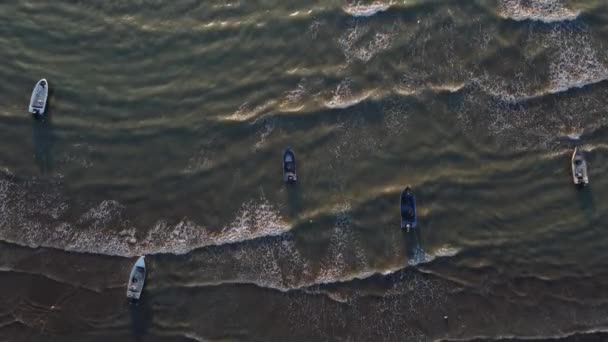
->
(126, 256), (146, 301)
(571, 147), (589, 186)
(29, 79), (49, 116)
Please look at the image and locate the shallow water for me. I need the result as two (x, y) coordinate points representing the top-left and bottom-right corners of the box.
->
(1, 0), (608, 341)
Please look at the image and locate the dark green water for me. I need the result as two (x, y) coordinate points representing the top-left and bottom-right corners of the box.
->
(1, 0), (608, 341)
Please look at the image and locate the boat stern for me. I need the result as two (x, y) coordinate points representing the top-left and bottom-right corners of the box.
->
(284, 172), (297, 182)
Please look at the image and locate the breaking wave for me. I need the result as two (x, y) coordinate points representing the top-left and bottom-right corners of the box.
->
(336, 20), (394, 63)
(0, 174), (291, 257)
(439, 329), (608, 342)
(408, 246), (461, 266)
(498, 0), (580, 23)
(342, 1), (394, 17)
(547, 23), (608, 94)
(324, 79), (375, 108)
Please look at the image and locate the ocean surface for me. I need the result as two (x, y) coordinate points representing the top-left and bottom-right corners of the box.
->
(1, 0), (608, 341)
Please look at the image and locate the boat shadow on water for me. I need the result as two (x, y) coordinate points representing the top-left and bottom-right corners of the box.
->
(286, 183), (303, 219)
(129, 295), (153, 342)
(575, 185), (595, 219)
(403, 227), (426, 265)
(31, 86), (55, 174)
(32, 116), (55, 174)
(569, 146), (595, 218)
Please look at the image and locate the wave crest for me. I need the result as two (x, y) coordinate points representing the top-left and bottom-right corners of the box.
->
(498, 0), (580, 23)
(0, 175), (290, 257)
(342, 1), (393, 17)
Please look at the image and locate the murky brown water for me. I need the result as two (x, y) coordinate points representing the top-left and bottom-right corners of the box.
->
(1, 0), (608, 341)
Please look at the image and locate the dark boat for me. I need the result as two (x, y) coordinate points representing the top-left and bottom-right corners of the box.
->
(571, 147), (589, 186)
(283, 147), (297, 183)
(400, 186), (417, 231)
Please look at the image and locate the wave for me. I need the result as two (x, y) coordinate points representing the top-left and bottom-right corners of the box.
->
(453, 23), (608, 149)
(408, 246), (461, 266)
(468, 74), (608, 106)
(157, 265), (406, 294)
(0, 267), (103, 293)
(543, 23), (608, 97)
(151, 259), (458, 304)
(324, 91), (374, 109)
(580, 143), (608, 152)
(564, 129), (584, 140)
(0, 175), (291, 257)
(342, 1), (393, 17)
(497, 0), (580, 23)
(220, 18), (608, 125)
(396, 83), (466, 96)
(153, 237), (462, 296)
(337, 20), (395, 63)
(324, 78), (378, 109)
(102, 198), (290, 256)
(438, 328), (608, 341)
(223, 100), (278, 122)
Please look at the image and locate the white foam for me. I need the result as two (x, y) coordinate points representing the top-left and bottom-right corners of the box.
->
(547, 24), (608, 94)
(337, 22), (370, 62)
(580, 143), (608, 152)
(0, 178), (291, 257)
(471, 72), (533, 103)
(565, 130), (584, 140)
(253, 118), (275, 151)
(457, 22), (608, 150)
(146, 201), (455, 293)
(343, 1), (393, 17)
(325, 79), (374, 109)
(337, 22), (394, 63)
(325, 92), (372, 109)
(498, 0), (580, 23)
(140, 198), (291, 256)
(0, 167), (13, 177)
(317, 203), (352, 281)
(381, 97), (410, 135)
(279, 83), (308, 112)
(473, 22), (608, 100)
(285, 83), (306, 103)
(224, 100), (277, 122)
(78, 200), (125, 229)
(241, 200), (404, 290)
(430, 83), (466, 93)
(408, 245), (461, 266)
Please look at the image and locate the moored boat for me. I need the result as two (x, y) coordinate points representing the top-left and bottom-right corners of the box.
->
(400, 186), (417, 232)
(126, 256), (146, 301)
(29, 79), (49, 116)
(283, 147), (297, 183)
(571, 147), (589, 186)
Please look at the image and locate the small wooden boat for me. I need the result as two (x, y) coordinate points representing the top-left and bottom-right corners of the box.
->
(571, 147), (589, 186)
(126, 256), (146, 301)
(400, 186), (417, 231)
(29, 79), (49, 116)
(283, 147), (297, 183)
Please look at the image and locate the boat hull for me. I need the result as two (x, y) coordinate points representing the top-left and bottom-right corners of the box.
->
(29, 79), (49, 115)
(283, 148), (297, 183)
(400, 188), (417, 230)
(126, 256), (146, 301)
(571, 148), (589, 186)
